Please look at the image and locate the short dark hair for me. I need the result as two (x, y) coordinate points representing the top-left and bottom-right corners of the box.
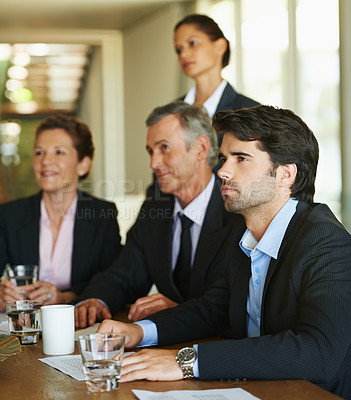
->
(35, 114), (94, 180)
(146, 101), (218, 168)
(174, 14), (230, 68)
(213, 105), (319, 204)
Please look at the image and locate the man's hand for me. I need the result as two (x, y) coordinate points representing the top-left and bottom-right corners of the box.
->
(128, 293), (178, 321)
(96, 319), (144, 349)
(121, 349), (183, 382)
(75, 299), (112, 329)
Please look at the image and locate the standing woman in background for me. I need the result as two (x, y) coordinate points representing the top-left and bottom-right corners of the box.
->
(148, 14), (260, 198)
(0, 114), (123, 310)
(174, 14), (259, 146)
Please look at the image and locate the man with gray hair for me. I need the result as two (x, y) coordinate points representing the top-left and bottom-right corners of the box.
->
(74, 101), (245, 328)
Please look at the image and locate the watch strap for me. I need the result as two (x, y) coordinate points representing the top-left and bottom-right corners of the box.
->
(181, 364), (194, 379)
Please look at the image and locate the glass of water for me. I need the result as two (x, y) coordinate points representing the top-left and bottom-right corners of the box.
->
(78, 333), (126, 392)
(5, 300), (42, 345)
(3, 264), (38, 297)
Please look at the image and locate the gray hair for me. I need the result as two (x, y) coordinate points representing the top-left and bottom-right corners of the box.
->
(146, 101), (218, 168)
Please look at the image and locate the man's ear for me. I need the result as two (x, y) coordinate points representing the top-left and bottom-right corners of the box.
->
(280, 163), (297, 189)
(194, 135), (211, 161)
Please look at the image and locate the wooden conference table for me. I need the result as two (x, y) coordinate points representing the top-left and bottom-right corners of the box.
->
(0, 310), (342, 400)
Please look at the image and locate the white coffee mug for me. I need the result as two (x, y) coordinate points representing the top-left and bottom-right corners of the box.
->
(41, 304), (75, 355)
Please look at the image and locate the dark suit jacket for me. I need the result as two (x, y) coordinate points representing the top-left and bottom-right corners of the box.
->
(213, 82), (260, 160)
(181, 82), (259, 148)
(74, 181), (246, 313)
(150, 202), (351, 399)
(0, 191), (122, 295)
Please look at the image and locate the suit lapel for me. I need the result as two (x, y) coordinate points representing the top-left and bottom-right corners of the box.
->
(190, 183), (232, 296)
(261, 201), (312, 326)
(215, 82), (237, 113)
(148, 197), (175, 295)
(19, 193), (41, 264)
(71, 192), (96, 285)
(228, 241), (251, 339)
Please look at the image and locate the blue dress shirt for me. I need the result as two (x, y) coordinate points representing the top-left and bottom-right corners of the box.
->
(241, 198), (298, 337)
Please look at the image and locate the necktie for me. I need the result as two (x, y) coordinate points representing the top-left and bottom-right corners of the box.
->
(173, 213), (193, 300)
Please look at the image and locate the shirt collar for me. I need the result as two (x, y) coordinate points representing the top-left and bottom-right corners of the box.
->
(183, 80), (227, 118)
(240, 198), (299, 259)
(173, 174), (215, 227)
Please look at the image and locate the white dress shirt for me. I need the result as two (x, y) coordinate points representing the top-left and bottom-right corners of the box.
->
(82, 175), (216, 311)
(183, 80), (227, 118)
(171, 174), (215, 269)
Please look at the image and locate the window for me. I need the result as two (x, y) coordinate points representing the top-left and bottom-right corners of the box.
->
(203, 0), (340, 217)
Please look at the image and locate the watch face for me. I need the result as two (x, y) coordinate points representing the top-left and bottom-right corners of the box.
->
(179, 347), (196, 363)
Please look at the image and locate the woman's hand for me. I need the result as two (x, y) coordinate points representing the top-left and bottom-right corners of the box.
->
(0, 278), (25, 310)
(26, 280), (76, 305)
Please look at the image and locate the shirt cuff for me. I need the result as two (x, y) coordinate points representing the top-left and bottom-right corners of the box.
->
(193, 344), (199, 378)
(134, 319), (158, 347)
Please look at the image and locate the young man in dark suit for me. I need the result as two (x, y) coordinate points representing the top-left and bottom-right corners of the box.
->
(98, 105), (351, 400)
(74, 101), (245, 328)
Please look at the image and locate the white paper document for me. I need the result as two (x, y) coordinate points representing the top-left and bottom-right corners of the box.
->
(39, 355), (86, 380)
(132, 388), (261, 400)
(39, 351), (134, 381)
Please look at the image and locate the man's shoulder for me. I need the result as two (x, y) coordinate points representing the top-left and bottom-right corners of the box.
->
(289, 201), (351, 245)
(281, 202), (351, 282)
(299, 202), (345, 227)
(137, 194), (175, 221)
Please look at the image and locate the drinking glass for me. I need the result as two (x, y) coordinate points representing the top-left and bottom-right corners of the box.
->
(3, 264), (38, 297)
(78, 333), (126, 392)
(5, 300), (43, 345)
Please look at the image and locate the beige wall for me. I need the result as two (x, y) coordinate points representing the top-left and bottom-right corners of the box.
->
(123, 4), (184, 195)
(76, 30), (125, 202)
(78, 46), (104, 193)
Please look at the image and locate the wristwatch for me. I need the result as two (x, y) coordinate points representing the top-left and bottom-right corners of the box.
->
(176, 347), (197, 379)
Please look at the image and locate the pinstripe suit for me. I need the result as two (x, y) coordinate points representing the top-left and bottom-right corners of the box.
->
(150, 201), (351, 399)
(73, 182), (246, 314)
